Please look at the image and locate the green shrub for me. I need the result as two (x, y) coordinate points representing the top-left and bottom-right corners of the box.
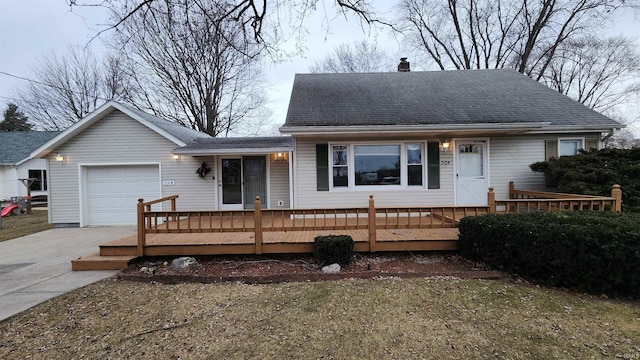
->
(459, 212), (640, 298)
(530, 148), (640, 212)
(314, 235), (354, 266)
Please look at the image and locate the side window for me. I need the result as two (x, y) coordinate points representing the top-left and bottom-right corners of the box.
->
(28, 169), (47, 191)
(558, 139), (584, 157)
(407, 144), (423, 186)
(332, 145), (349, 187)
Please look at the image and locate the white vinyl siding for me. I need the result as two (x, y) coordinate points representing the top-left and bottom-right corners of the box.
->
(0, 159), (50, 199)
(295, 139), (454, 208)
(0, 165), (18, 200)
(488, 136), (547, 199)
(489, 134), (597, 199)
(48, 110), (216, 225)
(269, 155), (290, 208)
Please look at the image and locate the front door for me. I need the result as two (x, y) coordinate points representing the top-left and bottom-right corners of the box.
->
(455, 140), (489, 205)
(219, 156), (267, 210)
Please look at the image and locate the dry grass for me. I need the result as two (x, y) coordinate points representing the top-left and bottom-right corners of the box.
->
(1, 277), (638, 359)
(0, 210), (51, 242)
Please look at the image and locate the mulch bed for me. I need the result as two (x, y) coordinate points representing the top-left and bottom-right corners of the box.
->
(118, 252), (506, 284)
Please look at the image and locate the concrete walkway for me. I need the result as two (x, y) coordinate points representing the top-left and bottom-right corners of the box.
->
(0, 226), (136, 322)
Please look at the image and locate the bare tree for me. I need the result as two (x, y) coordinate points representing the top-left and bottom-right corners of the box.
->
(309, 40), (394, 73)
(543, 35), (640, 112)
(605, 128), (640, 149)
(15, 46), (125, 130)
(67, 0), (388, 49)
(111, 0), (269, 137)
(397, 0), (637, 79)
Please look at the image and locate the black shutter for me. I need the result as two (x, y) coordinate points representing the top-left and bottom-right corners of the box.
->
(545, 140), (558, 161)
(316, 144), (329, 191)
(544, 140), (559, 187)
(427, 141), (440, 189)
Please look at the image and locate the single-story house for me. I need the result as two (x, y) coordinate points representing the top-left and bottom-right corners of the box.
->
(27, 67), (622, 227)
(0, 131), (59, 201)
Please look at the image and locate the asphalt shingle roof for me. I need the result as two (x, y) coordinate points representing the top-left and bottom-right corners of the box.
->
(0, 131), (59, 164)
(282, 69), (620, 128)
(117, 104), (211, 144)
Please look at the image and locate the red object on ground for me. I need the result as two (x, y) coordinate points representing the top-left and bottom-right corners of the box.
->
(1, 204), (18, 217)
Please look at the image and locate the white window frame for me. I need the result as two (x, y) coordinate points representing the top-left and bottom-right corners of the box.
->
(558, 138), (585, 157)
(329, 142), (427, 191)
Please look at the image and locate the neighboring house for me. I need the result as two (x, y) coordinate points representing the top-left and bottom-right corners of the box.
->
(27, 67), (623, 227)
(0, 131), (59, 201)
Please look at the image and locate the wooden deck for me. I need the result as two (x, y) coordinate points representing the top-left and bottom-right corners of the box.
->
(99, 227), (460, 257)
(72, 183), (622, 270)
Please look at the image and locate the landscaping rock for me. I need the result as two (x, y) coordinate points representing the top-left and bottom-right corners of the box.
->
(171, 257), (199, 270)
(322, 263), (341, 274)
(140, 266), (155, 275)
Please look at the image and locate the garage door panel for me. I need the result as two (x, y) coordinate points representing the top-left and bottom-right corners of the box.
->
(85, 165), (160, 225)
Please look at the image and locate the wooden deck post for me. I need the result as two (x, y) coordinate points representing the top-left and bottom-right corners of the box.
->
(137, 198), (145, 256)
(368, 195), (376, 252)
(254, 196), (263, 255)
(611, 184), (622, 213)
(508, 181), (515, 199)
(488, 187), (496, 214)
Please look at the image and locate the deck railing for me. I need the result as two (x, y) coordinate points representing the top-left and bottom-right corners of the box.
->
(136, 182), (622, 256)
(488, 181), (622, 214)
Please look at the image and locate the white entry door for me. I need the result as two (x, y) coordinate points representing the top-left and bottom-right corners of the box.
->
(455, 140), (489, 205)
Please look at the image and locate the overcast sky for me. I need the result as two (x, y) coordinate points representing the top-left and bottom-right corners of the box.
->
(1, 1), (639, 134)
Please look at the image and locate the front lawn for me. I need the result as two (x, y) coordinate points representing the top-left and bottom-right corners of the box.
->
(1, 277), (638, 359)
(0, 210), (51, 242)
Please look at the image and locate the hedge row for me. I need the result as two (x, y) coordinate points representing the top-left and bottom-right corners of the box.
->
(458, 212), (640, 298)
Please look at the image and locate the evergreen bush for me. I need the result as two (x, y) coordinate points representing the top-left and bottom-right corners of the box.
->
(530, 148), (640, 211)
(459, 212), (640, 298)
(314, 235), (354, 266)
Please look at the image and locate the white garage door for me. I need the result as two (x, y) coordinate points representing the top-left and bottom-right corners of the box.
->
(85, 165), (160, 225)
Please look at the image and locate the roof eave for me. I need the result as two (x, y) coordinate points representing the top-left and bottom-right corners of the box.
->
(173, 146), (294, 156)
(279, 123), (551, 136)
(525, 123), (625, 134)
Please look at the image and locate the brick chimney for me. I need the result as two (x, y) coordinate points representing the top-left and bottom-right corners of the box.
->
(398, 57), (410, 72)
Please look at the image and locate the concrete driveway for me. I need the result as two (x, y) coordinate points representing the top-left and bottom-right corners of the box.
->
(0, 226), (136, 322)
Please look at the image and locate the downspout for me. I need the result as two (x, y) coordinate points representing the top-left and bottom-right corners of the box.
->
(601, 129), (616, 148)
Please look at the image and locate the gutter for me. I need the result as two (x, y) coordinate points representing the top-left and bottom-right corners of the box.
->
(173, 147), (294, 156)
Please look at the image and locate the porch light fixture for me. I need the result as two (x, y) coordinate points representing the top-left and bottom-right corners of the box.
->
(440, 139), (451, 152)
(55, 153), (64, 163)
(275, 152), (286, 161)
(172, 154), (180, 161)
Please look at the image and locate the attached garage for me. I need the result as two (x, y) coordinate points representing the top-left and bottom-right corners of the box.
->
(83, 165), (160, 225)
(25, 102), (214, 227)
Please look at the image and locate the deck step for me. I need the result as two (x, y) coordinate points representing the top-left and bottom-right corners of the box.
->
(71, 253), (137, 271)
